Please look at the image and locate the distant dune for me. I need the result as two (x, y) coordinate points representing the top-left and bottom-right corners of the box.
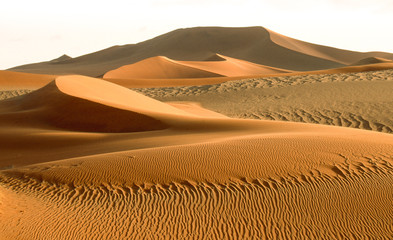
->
(8, 26), (393, 77)
(1, 75), (393, 238)
(104, 54), (291, 80)
(0, 70), (56, 90)
(350, 56), (392, 66)
(2, 26), (393, 239)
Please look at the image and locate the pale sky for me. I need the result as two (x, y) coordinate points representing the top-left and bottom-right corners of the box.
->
(1, 0), (392, 69)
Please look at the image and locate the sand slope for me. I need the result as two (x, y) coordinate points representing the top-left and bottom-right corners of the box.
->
(104, 54), (291, 80)
(0, 70), (56, 90)
(350, 56), (392, 66)
(268, 29), (393, 65)
(0, 75), (200, 133)
(9, 27), (393, 76)
(1, 75), (393, 239)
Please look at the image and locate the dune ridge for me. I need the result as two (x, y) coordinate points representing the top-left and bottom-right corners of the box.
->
(0, 75), (200, 133)
(9, 27), (393, 77)
(0, 70), (56, 90)
(1, 74), (393, 238)
(1, 113), (393, 238)
(103, 54), (291, 80)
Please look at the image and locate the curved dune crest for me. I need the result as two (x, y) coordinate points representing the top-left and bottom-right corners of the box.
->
(1, 119), (393, 239)
(103, 54), (291, 79)
(0, 75), (196, 133)
(351, 56), (392, 66)
(267, 29), (393, 65)
(0, 70), (56, 90)
(104, 54), (291, 80)
(1, 76), (393, 238)
(104, 56), (224, 79)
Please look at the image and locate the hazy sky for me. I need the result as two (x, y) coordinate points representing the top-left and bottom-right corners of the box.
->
(1, 0), (392, 69)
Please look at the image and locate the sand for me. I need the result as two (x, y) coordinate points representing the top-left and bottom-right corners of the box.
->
(0, 70), (56, 90)
(2, 26), (393, 239)
(1, 75), (393, 239)
(103, 54), (291, 80)
(9, 27), (393, 76)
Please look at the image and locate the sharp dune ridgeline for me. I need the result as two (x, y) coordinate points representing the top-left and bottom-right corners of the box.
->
(1, 26), (393, 239)
(8, 26), (393, 77)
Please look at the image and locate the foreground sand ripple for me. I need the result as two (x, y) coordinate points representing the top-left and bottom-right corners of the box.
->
(1, 75), (393, 239)
(2, 130), (393, 239)
(1, 151), (393, 239)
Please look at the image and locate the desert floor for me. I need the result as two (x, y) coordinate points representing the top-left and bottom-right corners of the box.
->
(1, 70), (393, 239)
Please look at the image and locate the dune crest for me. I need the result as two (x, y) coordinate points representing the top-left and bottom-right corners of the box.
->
(1, 75), (393, 238)
(0, 70), (56, 90)
(351, 56), (392, 66)
(9, 27), (393, 76)
(0, 75), (199, 133)
(103, 54), (291, 80)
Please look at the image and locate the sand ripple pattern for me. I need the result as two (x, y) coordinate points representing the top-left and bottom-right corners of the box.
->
(135, 70), (393, 134)
(1, 156), (393, 239)
(135, 69), (393, 97)
(2, 70), (393, 134)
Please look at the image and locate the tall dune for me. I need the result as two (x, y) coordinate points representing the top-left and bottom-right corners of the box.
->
(9, 27), (393, 76)
(1, 76), (393, 238)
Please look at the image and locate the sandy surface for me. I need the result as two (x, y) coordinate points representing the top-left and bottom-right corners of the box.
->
(132, 69), (393, 133)
(104, 54), (291, 80)
(1, 74), (393, 239)
(2, 28), (393, 238)
(3, 70), (393, 135)
(9, 27), (393, 77)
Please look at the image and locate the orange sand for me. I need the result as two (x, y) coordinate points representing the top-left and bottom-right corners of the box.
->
(1, 75), (393, 239)
(103, 54), (291, 80)
(9, 27), (393, 77)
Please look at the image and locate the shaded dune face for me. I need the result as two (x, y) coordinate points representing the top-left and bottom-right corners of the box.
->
(0, 76), (172, 133)
(103, 54), (291, 80)
(10, 26), (393, 77)
(103, 56), (224, 79)
(1, 128), (393, 239)
(0, 70), (56, 90)
(350, 57), (392, 66)
(1, 74), (393, 238)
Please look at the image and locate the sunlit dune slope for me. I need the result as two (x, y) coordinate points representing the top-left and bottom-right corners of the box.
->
(104, 54), (291, 80)
(1, 76), (393, 238)
(103, 56), (224, 79)
(268, 29), (393, 64)
(0, 70), (56, 90)
(0, 75), (195, 133)
(9, 27), (393, 76)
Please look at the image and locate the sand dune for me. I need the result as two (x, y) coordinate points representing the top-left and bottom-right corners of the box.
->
(351, 56), (392, 66)
(103, 56), (224, 79)
(268, 29), (393, 65)
(0, 75), (200, 133)
(104, 54), (291, 80)
(0, 70), (56, 90)
(1, 75), (393, 238)
(8, 27), (393, 76)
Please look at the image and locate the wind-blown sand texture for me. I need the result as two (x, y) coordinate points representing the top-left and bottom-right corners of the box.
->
(2, 70), (393, 134)
(132, 69), (393, 134)
(1, 75), (393, 239)
(9, 27), (393, 77)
